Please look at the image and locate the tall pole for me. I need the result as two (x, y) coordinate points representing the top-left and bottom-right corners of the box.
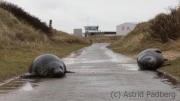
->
(87, 18), (89, 26)
(97, 19), (98, 26)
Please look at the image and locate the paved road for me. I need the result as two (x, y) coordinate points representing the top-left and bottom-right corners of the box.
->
(0, 43), (180, 101)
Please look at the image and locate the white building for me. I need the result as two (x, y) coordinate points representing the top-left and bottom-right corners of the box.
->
(74, 29), (82, 37)
(116, 22), (138, 35)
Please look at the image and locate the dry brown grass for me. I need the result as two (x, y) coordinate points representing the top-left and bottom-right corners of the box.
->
(0, 7), (90, 82)
(0, 1), (51, 34)
(108, 4), (180, 79)
(0, 43), (88, 82)
(108, 22), (149, 55)
(0, 8), (49, 50)
(142, 6), (180, 43)
(49, 29), (87, 44)
(0, 7), (88, 49)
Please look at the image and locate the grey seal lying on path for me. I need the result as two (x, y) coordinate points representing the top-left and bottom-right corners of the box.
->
(20, 54), (74, 78)
(137, 48), (169, 70)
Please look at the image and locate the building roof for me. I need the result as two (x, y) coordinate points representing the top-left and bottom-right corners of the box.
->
(116, 22), (138, 27)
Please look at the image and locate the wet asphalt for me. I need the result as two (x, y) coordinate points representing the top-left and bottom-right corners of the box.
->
(0, 43), (180, 101)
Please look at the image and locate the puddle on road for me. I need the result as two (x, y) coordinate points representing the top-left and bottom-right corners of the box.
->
(21, 82), (33, 91)
(68, 48), (84, 58)
(154, 71), (180, 91)
(104, 48), (135, 63)
(63, 44), (136, 65)
(62, 47), (87, 65)
(0, 78), (39, 94)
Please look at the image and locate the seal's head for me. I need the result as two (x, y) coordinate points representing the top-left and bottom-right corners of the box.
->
(138, 56), (156, 70)
(137, 48), (166, 70)
(144, 57), (156, 69)
(48, 62), (65, 77)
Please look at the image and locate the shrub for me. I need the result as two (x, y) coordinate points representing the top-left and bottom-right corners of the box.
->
(143, 6), (180, 43)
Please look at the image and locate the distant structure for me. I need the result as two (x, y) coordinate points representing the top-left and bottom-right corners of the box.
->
(116, 22), (138, 35)
(84, 26), (99, 32)
(74, 29), (82, 37)
(85, 31), (116, 37)
(84, 26), (99, 37)
(84, 26), (116, 37)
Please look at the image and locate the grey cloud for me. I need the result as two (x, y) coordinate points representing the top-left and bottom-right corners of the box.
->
(6, 0), (178, 33)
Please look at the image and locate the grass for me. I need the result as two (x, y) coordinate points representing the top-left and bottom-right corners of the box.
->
(0, 3), (90, 82)
(107, 4), (180, 79)
(107, 22), (180, 78)
(1, 0), (180, 83)
(157, 57), (180, 79)
(0, 1), (51, 35)
(145, 9), (180, 43)
(0, 43), (88, 82)
(108, 39), (180, 80)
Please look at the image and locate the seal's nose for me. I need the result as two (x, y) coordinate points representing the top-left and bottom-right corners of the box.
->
(147, 60), (154, 68)
(148, 59), (153, 63)
(54, 68), (62, 74)
(51, 66), (64, 77)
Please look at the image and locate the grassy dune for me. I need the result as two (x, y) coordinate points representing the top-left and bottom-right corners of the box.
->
(108, 5), (180, 79)
(1, 0), (180, 82)
(0, 2), (90, 82)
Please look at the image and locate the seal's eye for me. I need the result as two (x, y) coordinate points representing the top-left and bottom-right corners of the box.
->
(51, 68), (54, 71)
(60, 66), (62, 69)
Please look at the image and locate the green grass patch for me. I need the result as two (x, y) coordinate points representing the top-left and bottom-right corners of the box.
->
(157, 57), (180, 78)
(0, 43), (90, 82)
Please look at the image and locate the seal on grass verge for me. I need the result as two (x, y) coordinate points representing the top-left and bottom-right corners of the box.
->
(137, 48), (169, 70)
(20, 54), (74, 78)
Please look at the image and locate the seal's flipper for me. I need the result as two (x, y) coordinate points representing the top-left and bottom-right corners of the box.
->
(164, 58), (168, 61)
(155, 49), (162, 53)
(20, 72), (38, 78)
(161, 63), (171, 67)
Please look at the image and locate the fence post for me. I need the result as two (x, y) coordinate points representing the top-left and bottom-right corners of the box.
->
(49, 19), (52, 29)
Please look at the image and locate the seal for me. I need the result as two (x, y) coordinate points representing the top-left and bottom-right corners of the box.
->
(137, 48), (168, 70)
(20, 54), (74, 78)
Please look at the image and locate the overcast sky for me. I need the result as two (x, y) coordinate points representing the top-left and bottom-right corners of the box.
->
(6, 0), (178, 34)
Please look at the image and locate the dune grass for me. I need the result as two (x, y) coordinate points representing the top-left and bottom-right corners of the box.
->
(0, 1), (51, 35)
(1, 0), (180, 82)
(0, 43), (88, 82)
(0, 2), (90, 82)
(107, 22), (180, 78)
(107, 4), (180, 79)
